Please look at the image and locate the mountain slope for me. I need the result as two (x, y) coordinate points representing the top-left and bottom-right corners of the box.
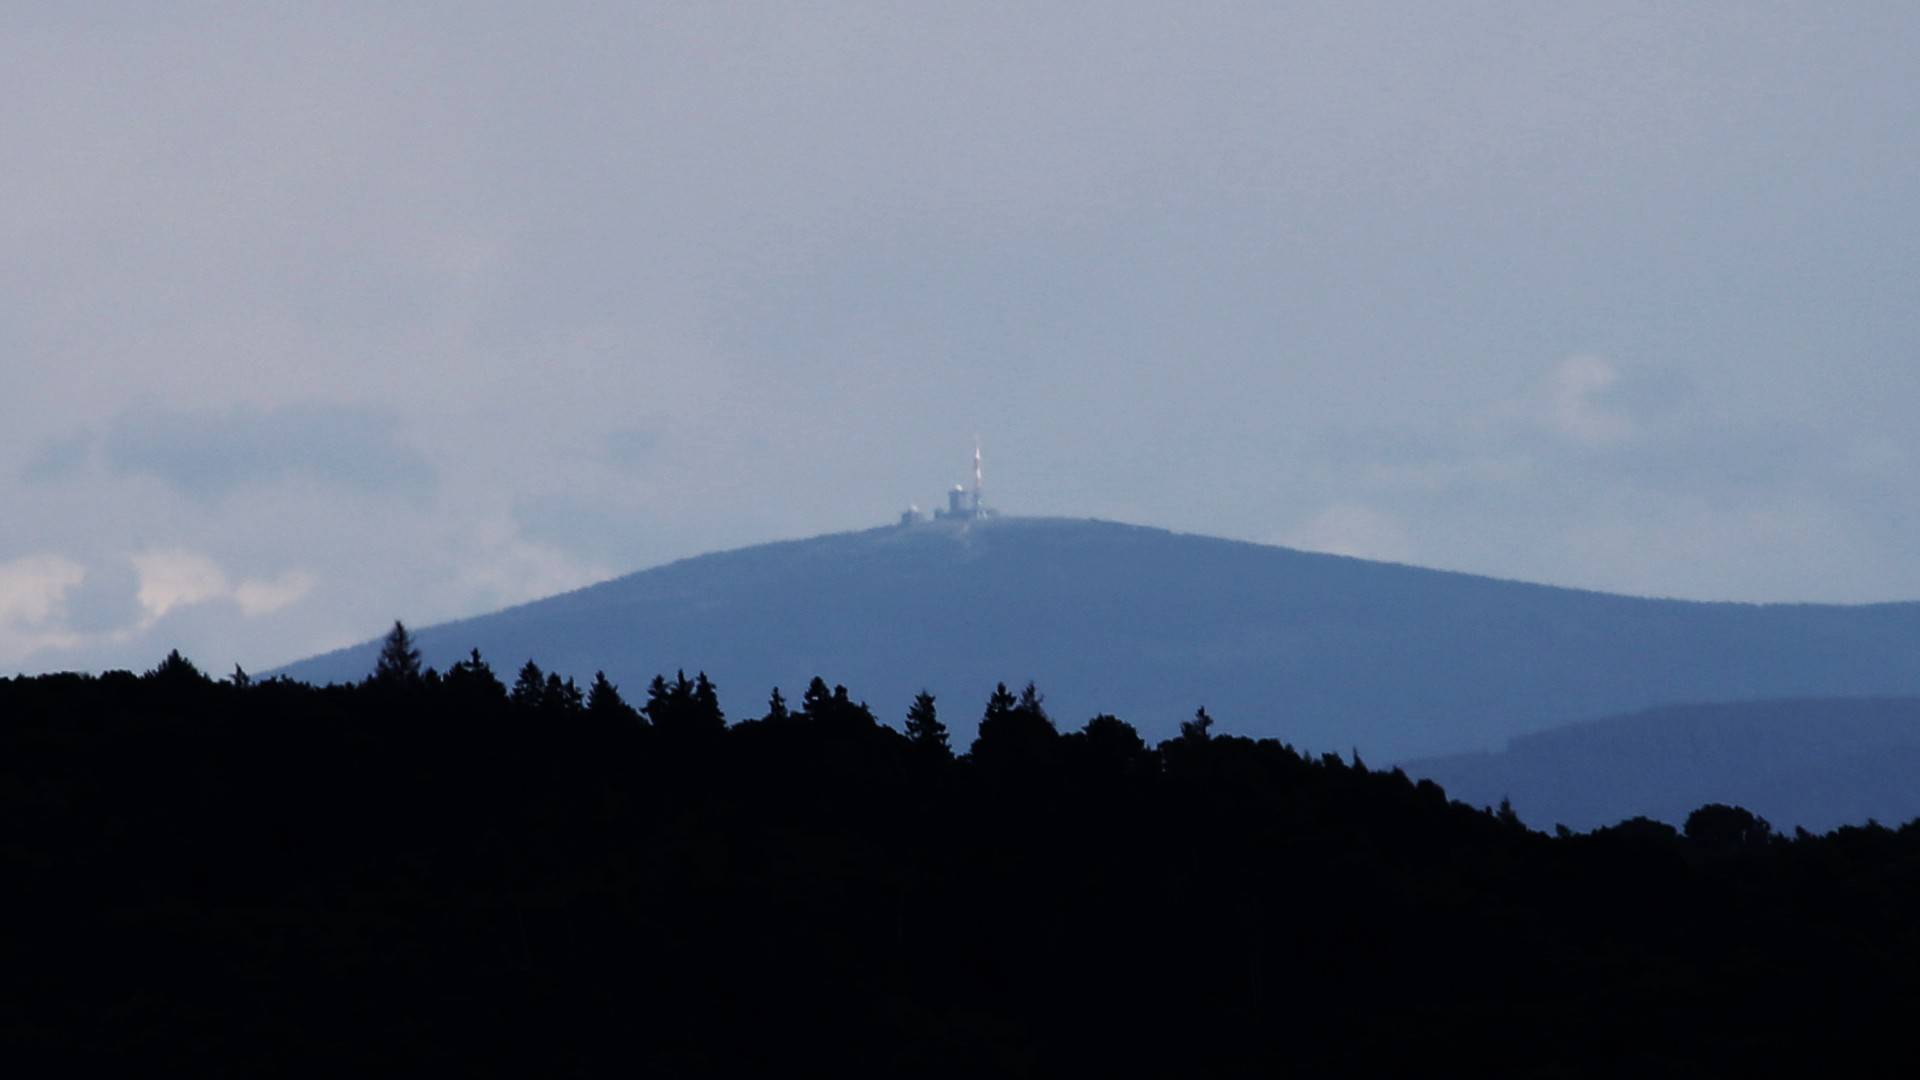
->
(1402, 697), (1920, 832)
(275, 517), (1920, 760)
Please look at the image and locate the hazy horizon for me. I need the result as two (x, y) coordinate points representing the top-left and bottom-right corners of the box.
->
(7, 4), (1919, 675)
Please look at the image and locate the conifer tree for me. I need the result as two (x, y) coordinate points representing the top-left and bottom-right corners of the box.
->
(904, 690), (950, 757)
(646, 670), (725, 735)
(146, 649), (205, 683)
(801, 677), (834, 719)
(512, 660), (546, 709)
(586, 671), (636, 723)
(545, 673), (584, 715)
(982, 682), (1018, 727)
(692, 671), (724, 729)
(447, 649), (509, 709)
(1179, 706), (1214, 742)
(644, 674), (671, 719)
(373, 621), (422, 686)
(972, 681), (1056, 769)
(1015, 681), (1051, 729)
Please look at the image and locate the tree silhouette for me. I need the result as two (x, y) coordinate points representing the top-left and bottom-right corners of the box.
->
(1017, 681), (1050, 727)
(1684, 803), (1773, 850)
(801, 676), (835, 719)
(146, 648), (205, 683)
(763, 686), (791, 724)
(800, 676), (876, 733)
(977, 681), (1017, 734)
(1072, 713), (1150, 774)
(646, 670), (726, 736)
(904, 690), (950, 757)
(693, 672), (724, 728)
(512, 660), (546, 710)
(586, 671), (638, 724)
(971, 680), (1057, 770)
(12, 659), (1920, 1075)
(373, 621), (422, 686)
(447, 649), (509, 711)
(545, 673), (584, 715)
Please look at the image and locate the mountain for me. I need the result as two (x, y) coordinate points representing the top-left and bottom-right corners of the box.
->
(274, 516), (1920, 761)
(1402, 697), (1920, 832)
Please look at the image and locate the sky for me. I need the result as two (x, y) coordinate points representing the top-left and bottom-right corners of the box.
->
(5, 3), (1919, 676)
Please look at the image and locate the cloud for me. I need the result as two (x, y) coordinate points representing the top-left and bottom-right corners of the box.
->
(233, 571), (316, 617)
(1508, 355), (1702, 452)
(0, 548), (321, 669)
(1282, 504), (1414, 563)
(1541, 355), (1635, 446)
(104, 404), (434, 500)
(61, 557), (144, 634)
(132, 550), (314, 621)
(447, 516), (612, 615)
(0, 554), (86, 627)
(0, 554), (87, 662)
(132, 550), (230, 619)
(20, 432), (95, 484)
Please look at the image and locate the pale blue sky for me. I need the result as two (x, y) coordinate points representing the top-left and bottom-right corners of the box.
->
(4, 3), (1918, 674)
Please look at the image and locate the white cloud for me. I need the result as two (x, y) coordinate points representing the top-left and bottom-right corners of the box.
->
(1282, 504), (1415, 564)
(132, 550), (317, 622)
(0, 554), (87, 664)
(233, 571), (316, 617)
(0, 554), (85, 625)
(132, 550), (231, 620)
(450, 516), (613, 614)
(1542, 355), (1635, 447)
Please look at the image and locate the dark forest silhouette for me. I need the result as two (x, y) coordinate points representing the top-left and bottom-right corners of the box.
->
(5, 630), (1919, 1075)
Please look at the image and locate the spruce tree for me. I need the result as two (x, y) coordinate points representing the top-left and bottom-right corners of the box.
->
(801, 677), (834, 719)
(512, 661), (546, 709)
(972, 681), (1056, 769)
(1179, 706), (1214, 742)
(692, 672), (725, 729)
(447, 649), (509, 710)
(904, 690), (950, 757)
(146, 649), (205, 683)
(545, 673), (584, 715)
(373, 621), (422, 686)
(586, 671), (636, 723)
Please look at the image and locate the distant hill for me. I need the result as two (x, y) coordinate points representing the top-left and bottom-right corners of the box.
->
(1402, 697), (1920, 832)
(274, 517), (1920, 760)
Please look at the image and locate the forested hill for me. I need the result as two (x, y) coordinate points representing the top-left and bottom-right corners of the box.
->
(1405, 696), (1920, 833)
(276, 517), (1920, 761)
(5, 661), (1919, 1075)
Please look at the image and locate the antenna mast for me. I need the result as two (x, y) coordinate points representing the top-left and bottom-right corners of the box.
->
(972, 437), (983, 515)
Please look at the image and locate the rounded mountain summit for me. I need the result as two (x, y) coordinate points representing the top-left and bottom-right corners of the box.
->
(274, 516), (1920, 762)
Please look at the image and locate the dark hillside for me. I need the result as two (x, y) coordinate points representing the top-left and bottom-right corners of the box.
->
(5, 663), (1919, 1075)
(276, 517), (1920, 760)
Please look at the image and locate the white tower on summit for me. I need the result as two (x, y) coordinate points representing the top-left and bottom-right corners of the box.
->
(972, 436), (983, 515)
(934, 440), (992, 521)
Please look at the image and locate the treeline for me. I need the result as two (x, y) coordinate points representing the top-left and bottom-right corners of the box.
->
(3, 628), (1919, 1076)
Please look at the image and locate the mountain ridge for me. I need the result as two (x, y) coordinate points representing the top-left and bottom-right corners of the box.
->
(1403, 696), (1920, 831)
(274, 516), (1920, 760)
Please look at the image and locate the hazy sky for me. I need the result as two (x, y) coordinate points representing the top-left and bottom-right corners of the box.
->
(6, 3), (1919, 675)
